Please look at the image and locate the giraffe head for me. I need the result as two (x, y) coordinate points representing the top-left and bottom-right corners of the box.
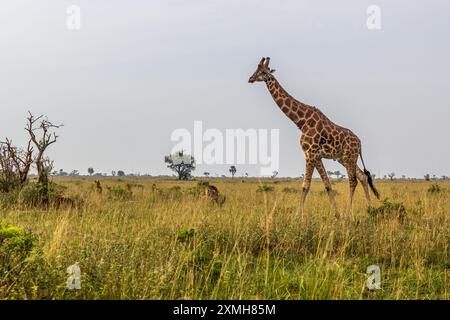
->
(248, 57), (276, 83)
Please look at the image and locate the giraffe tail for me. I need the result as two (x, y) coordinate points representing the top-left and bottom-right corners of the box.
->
(360, 151), (381, 200)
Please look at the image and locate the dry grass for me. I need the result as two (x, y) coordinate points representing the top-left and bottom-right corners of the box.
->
(0, 178), (448, 299)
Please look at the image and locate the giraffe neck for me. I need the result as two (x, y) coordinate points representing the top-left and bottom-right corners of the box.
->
(265, 77), (312, 130)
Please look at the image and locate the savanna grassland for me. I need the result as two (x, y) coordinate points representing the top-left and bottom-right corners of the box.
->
(0, 177), (448, 300)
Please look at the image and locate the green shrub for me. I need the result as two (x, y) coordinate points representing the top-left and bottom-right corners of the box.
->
(0, 223), (36, 284)
(166, 186), (183, 199)
(0, 189), (20, 208)
(107, 186), (132, 200)
(0, 223), (57, 299)
(0, 223), (35, 253)
(282, 187), (300, 193)
(257, 184), (274, 192)
(18, 182), (65, 207)
(187, 181), (210, 197)
(210, 259), (223, 283)
(427, 184), (442, 194)
(367, 199), (407, 222)
(177, 227), (195, 243)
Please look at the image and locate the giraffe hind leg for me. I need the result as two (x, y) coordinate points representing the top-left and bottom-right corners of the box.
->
(356, 166), (371, 206)
(346, 164), (358, 216)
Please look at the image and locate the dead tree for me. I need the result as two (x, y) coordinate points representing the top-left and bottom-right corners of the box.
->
(0, 138), (33, 192)
(24, 112), (62, 203)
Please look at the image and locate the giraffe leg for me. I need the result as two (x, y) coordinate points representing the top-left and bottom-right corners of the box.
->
(346, 165), (358, 216)
(298, 159), (315, 218)
(315, 159), (340, 218)
(356, 166), (371, 206)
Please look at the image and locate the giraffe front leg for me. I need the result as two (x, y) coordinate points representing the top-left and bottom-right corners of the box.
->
(315, 159), (340, 218)
(298, 159), (315, 218)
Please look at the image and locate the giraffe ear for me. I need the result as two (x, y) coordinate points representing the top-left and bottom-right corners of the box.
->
(270, 69), (276, 74)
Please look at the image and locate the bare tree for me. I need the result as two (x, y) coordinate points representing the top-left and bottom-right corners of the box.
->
(24, 112), (62, 203)
(0, 138), (34, 192)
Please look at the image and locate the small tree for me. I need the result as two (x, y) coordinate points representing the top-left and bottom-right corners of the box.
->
(424, 174), (430, 181)
(111, 171), (116, 177)
(25, 112), (62, 204)
(229, 166), (237, 179)
(271, 170), (279, 179)
(88, 167), (94, 176)
(117, 170), (125, 177)
(388, 172), (395, 180)
(203, 172), (210, 177)
(164, 151), (196, 180)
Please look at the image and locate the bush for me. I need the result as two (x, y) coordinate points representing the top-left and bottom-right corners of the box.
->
(186, 181), (209, 197)
(282, 187), (300, 193)
(166, 186), (183, 199)
(0, 189), (20, 208)
(177, 227), (195, 243)
(427, 184), (442, 194)
(0, 223), (35, 253)
(0, 223), (57, 299)
(18, 182), (65, 207)
(367, 199), (407, 222)
(106, 186), (132, 200)
(0, 223), (36, 284)
(257, 184), (274, 192)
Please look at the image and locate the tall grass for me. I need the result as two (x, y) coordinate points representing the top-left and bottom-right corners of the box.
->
(0, 178), (448, 299)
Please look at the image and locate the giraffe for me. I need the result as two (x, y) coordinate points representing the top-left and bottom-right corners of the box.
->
(248, 57), (380, 217)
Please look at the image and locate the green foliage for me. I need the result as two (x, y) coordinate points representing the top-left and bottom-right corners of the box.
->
(187, 181), (209, 197)
(177, 227), (195, 243)
(18, 182), (65, 207)
(210, 259), (223, 283)
(0, 223), (36, 287)
(165, 186), (183, 199)
(281, 187), (300, 193)
(427, 184), (442, 194)
(0, 189), (20, 209)
(106, 186), (132, 200)
(367, 199), (407, 221)
(0, 223), (35, 253)
(257, 184), (274, 192)
(164, 150), (196, 180)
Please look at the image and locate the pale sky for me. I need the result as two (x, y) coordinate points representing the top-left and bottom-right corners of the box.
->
(1, 0), (449, 178)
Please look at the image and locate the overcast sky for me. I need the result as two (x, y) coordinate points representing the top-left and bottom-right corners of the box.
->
(1, 0), (449, 178)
